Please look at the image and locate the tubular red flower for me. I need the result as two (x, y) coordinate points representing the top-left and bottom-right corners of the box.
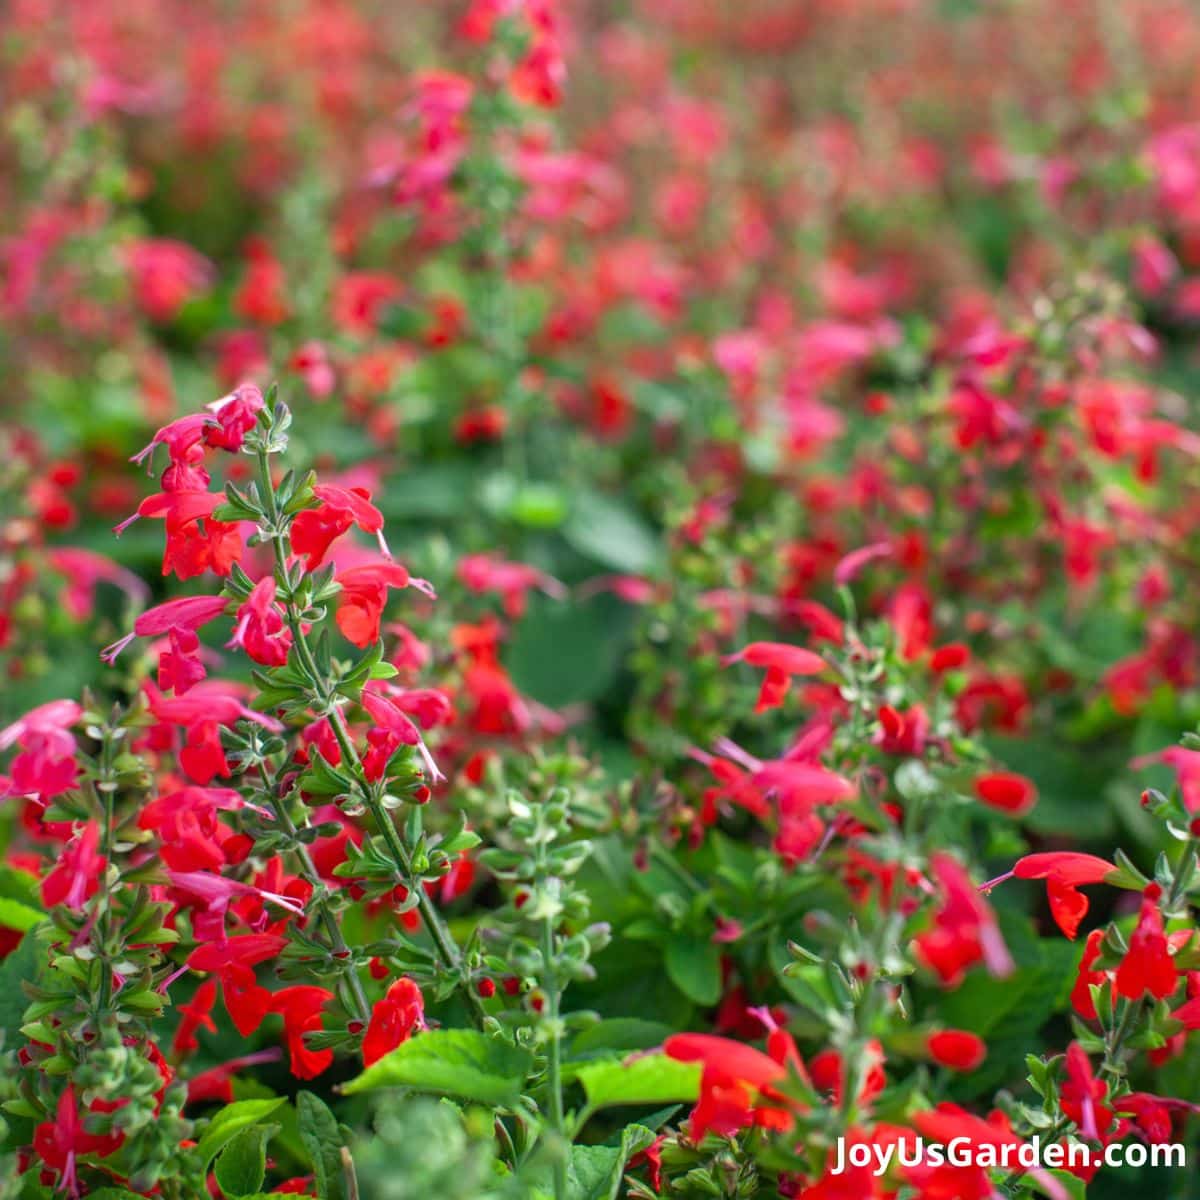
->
(270, 986), (335, 1079)
(722, 641), (829, 712)
(335, 559), (434, 648)
(926, 1029), (986, 1072)
(1012, 852), (1117, 939)
(1115, 886), (1178, 1001)
(973, 771), (1037, 816)
(362, 977), (425, 1066)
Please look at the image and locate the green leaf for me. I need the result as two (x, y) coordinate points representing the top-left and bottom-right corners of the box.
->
(563, 491), (661, 574)
(297, 1091), (346, 1200)
(196, 1099), (286, 1169)
(0, 866), (40, 907)
(1035, 1170), (1087, 1200)
(568, 1125), (656, 1200)
(341, 1029), (533, 1106)
(214, 1124), (275, 1197)
(506, 595), (632, 707)
(0, 935), (39, 1047)
(576, 1054), (699, 1113)
(665, 935), (721, 1006)
(569, 1018), (675, 1060)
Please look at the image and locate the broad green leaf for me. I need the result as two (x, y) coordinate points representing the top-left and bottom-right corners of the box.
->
(0, 866), (40, 906)
(341, 1029), (533, 1106)
(576, 1054), (699, 1113)
(665, 935), (721, 1006)
(563, 491), (661, 574)
(214, 1124), (275, 1197)
(196, 1099), (286, 1169)
(0, 935), (39, 1046)
(506, 595), (632, 707)
(297, 1091), (347, 1200)
(569, 1018), (675, 1060)
(569, 1125), (656, 1200)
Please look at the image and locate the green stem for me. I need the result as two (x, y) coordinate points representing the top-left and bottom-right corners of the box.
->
(94, 729), (118, 1012)
(257, 763), (371, 1023)
(540, 908), (567, 1200)
(254, 447), (483, 1023)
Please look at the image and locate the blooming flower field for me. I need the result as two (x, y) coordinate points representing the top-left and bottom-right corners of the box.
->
(4, 1), (1200, 1196)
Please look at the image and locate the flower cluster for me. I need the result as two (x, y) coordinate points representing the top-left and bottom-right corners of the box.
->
(5, 0), (1200, 1197)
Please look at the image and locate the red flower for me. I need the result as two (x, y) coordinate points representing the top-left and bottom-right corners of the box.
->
(1115, 885), (1178, 1001)
(271, 986), (335, 1079)
(205, 383), (266, 453)
(118, 491), (244, 580)
(876, 704), (929, 756)
(1060, 1043), (1112, 1141)
(189, 934), (288, 1037)
(664, 1031), (805, 1141)
(292, 485), (387, 571)
(335, 560), (433, 648)
(926, 1029), (986, 1072)
(721, 641), (829, 712)
(126, 238), (213, 321)
(457, 553), (565, 619)
(41, 822), (105, 911)
(0, 699), (81, 802)
(332, 272), (401, 333)
(33, 1086), (123, 1196)
(973, 771), (1037, 817)
(1071, 929), (1108, 1019)
(227, 577), (292, 666)
(173, 978), (219, 1057)
(914, 854), (1013, 987)
(102, 594), (230, 694)
(362, 977), (425, 1066)
(1012, 852), (1116, 939)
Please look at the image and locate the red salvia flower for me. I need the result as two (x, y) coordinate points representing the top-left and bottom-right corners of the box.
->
(41, 822), (105, 912)
(664, 1031), (805, 1141)
(270, 986), (335, 1079)
(362, 977), (425, 1066)
(722, 641), (829, 712)
(1012, 852), (1117, 939)
(335, 560), (434, 648)
(1115, 884), (1178, 1001)
(292, 484), (388, 570)
(926, 1029), (986, 1072)
(914, 854), (1013, 987)
(973, 771), (1037, 817)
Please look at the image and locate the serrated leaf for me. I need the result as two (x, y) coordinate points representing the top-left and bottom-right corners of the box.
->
(341, 1029), (533, 1105)
(297, 1091), (346, 1200)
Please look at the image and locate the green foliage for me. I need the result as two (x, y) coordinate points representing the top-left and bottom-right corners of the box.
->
(341, 1030), (534, 1106)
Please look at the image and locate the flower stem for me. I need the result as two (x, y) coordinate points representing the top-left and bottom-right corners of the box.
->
(253, 446), (483, 1023)
(256, 763), (371, 1024)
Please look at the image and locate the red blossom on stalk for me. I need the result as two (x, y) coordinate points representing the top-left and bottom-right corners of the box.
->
(914, 853), (1013, 987)
(722, 642), (829, 712)
(362, 976), (426, 1066)
(664, 1030), (806, 1140)
(291, 484), (389, 570)
(1115, 884), (1178, 1001)
(335, 560), (434, 648)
